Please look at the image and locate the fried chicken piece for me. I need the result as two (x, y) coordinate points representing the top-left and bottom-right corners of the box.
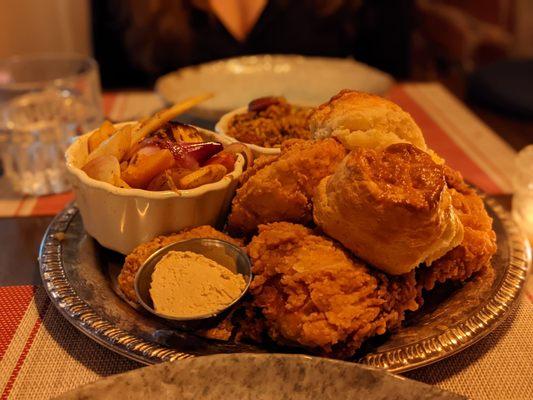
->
(227, 139), (347, 235)
(417, 167), (497, 290)
(118, 226), (242, 303)
(239, 154), (278, 187)
(245, 222), (419, 358)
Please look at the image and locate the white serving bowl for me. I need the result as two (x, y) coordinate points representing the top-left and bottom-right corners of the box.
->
(215, 106), (281, 157)
(65, 123), (244, 255)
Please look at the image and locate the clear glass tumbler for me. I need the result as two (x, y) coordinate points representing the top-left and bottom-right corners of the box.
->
(0, 54), (103, 195)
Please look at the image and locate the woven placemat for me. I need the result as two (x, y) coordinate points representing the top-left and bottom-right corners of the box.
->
(406, 297), (533, 399)
(1, 283), (532, 400)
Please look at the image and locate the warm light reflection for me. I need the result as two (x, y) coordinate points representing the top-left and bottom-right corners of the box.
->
(137, 202), (150, 217)
(119, 207), (127, 234)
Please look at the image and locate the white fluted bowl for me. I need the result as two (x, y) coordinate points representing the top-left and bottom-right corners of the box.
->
(65, 123), (244, 254)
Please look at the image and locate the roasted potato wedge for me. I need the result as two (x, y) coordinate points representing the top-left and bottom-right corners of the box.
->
(146, 170), (177, 191)
(88, 120), (115, 153)
(167, 167), (195, 184)
(122, 148), (174, 188)
(86, 124), (133, 164)
(147, 167), (198, 191)
(81, 155), (121, 186)
(178, 164), (227, 189)
(204, 151), (237, 172)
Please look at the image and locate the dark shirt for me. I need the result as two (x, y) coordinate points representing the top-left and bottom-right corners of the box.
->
(92, 0), (414, 88)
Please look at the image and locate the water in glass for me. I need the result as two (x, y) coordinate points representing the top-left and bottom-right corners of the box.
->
(0, 54), (103, 196)
(1, 89), (101, 195)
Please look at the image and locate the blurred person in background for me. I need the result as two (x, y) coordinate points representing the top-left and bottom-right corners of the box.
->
(3, 0), (527, 118)
(92, 0), (415, 88)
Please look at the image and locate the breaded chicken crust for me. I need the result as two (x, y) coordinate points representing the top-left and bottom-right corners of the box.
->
(239, 154), (279, 187)
(245, 222), (419, 358)
(227, 139), (347, 235)
(118, 226), (242, 303)
(417, 167), (497, 290)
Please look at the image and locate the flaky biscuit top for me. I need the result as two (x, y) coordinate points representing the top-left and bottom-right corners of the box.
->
(310, 90), (427, 152)
(344, 143), (444, 211)
(313, 143), (464, 275)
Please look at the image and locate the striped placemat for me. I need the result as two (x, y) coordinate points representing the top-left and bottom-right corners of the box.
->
(388, 84), (516, 194)
(0, 83), (517, 218)
(0, 284), (531, 400)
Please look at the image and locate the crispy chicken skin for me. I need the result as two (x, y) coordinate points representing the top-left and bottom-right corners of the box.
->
(239, 154), (279, 187)
(245, 222), (419, 357)
(417, 167), (497, 290)
(118, 226), (242, 303)
(227, 139), (347, 235)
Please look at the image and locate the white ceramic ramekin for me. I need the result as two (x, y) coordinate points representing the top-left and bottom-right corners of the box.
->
(214, 106), (281, 157)
(65, 123), (244, 255)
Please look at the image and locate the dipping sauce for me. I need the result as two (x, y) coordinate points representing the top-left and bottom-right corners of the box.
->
(149, 250), (246, 318)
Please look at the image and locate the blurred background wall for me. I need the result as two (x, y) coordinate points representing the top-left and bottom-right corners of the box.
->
(512, 0), (533, 56)
(0, 0), (92, 57)
(414, 0), (532, 75)
(0, 0), (530, 90)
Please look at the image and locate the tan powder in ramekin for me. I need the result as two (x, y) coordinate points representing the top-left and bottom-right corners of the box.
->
(149, 250), (245, 318)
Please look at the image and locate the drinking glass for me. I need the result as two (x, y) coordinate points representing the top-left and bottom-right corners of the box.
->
(512, 145), (533, 243)
(0, 54), (103, 195)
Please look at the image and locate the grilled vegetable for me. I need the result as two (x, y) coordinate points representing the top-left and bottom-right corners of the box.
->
(169, 122), (203, 143)
(122, 148), (174, 188)
(204, 151), (237, 172)
(88, 120), (115, 153)
(178, 165), (227, 189)
(82, 155), (121, 186)
(179, 142), (223, 164)
(86, 124), (132, 164)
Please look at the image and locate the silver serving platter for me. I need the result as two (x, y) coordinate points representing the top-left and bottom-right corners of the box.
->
(39, 198), (531, 372)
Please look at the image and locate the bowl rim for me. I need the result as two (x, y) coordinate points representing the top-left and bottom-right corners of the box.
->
(214, 106), (281, 156)
(66, 122), (245, 199)
(133, 238), (252, 321)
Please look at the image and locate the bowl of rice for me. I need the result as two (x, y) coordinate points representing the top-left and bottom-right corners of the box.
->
(215, 97), (313, 157)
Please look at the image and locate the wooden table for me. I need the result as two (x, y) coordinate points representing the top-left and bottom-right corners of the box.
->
(0, 216), (51, 286)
